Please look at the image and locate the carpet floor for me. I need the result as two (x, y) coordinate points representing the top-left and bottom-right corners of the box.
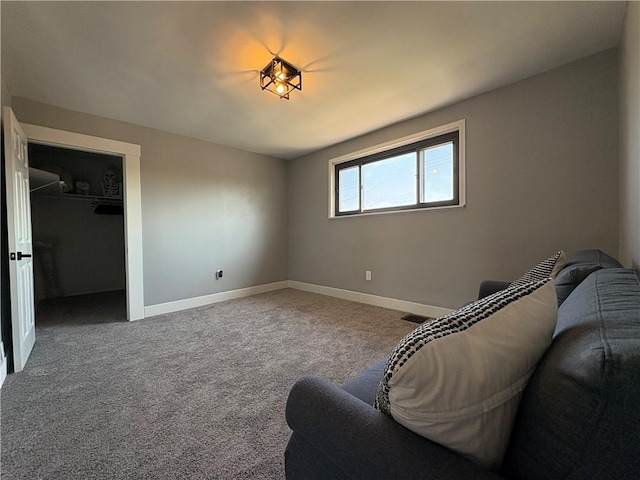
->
(1, 288), (415, 479)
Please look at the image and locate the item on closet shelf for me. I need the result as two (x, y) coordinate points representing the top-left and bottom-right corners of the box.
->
(60, 173), (73, 193)
(102, 170), (122, 198)
(38, 165), (73, 192)
(75, 181), (90, 195)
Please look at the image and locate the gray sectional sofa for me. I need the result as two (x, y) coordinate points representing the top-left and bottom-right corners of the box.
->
(285, 250), (640, 479)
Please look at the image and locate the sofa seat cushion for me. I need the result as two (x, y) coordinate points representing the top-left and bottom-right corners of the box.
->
(502, 268), (640, 480)
(341, 357), (387, 406)
(375, 279), (558, 471)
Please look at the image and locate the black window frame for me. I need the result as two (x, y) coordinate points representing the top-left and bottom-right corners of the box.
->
(334, 130), (460, 217)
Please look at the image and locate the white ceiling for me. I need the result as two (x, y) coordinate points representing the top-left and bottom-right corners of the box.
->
(1, 1), (627, 160)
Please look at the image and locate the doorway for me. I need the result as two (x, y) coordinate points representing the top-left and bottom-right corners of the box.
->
(22, 123), (144, 322)
(29, 143), (127, 318)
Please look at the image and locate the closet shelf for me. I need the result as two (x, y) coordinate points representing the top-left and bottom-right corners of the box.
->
(30, 168), (122, 204)
(43, 193), (123, 205)
(29, 167), (65, 195)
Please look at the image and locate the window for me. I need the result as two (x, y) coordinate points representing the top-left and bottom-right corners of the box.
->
(331, 122), (464, 217)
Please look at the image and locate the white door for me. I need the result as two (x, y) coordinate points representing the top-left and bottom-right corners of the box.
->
(3, 107), (36, 372)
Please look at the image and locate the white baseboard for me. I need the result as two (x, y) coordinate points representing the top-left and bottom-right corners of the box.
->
(287, 281), (453, 318)
(0, 342), (7, 389)
(144, 281), (289, 318)
(143, 279), (452, 321)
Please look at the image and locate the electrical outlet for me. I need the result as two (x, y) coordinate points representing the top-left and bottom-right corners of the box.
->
(365, 270), (372, 281)
(215, 269), (223, 280)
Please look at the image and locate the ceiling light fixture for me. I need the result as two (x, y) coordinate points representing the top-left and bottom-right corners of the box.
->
(259, 56), (302, 100)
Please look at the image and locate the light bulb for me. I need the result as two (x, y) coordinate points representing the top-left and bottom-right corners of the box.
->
(275, 83), (286, 94)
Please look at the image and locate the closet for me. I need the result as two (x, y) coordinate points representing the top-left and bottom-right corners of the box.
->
(28, 144), (126, 310)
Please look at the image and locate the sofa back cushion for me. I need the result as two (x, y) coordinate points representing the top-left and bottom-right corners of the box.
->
(553, 249), (622, 306)
(502, 268), (640, 480)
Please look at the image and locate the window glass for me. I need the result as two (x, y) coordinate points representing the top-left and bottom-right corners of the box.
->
(421, 142), (454, 203)
(362, 153), (416, 210)
(338, 165), (360, 212)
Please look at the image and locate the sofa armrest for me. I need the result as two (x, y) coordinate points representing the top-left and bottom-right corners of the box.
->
(285, 375), (503, 480)
(477, 280), (510, 300)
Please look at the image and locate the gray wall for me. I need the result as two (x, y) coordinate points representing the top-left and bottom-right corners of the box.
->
(288, 49), (619, 309)
(619, 1), (640, 269)
(1, 78), (10, 109)
(12, 97), (289, 307)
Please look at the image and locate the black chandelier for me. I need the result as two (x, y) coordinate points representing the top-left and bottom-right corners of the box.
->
(259, 56), (302, 100)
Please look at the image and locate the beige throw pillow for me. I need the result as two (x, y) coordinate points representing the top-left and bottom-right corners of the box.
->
(509, 250), (566, 288)
(375, 279), (558, 470)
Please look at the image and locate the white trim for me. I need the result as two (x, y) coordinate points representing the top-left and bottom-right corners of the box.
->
(328, 202), (463, 219)
(0, 342), (7, 389)
(21, 124), (140, 156)
(21, 123), (145, 321)
(328, 119), (466, 218)
(144, 281), (289, 318)
(458, 119), (466, 207)
(145, 280), (452, 320)
(288, 280), (453, 318)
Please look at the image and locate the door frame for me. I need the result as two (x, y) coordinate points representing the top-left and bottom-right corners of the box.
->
(22, 123), (144, 321)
